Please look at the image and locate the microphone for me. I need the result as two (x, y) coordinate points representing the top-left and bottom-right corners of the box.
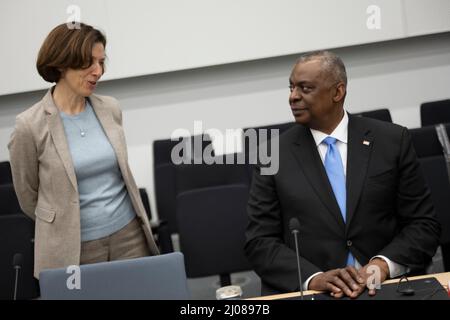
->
(12, 253), (23, 301)
(289, 218), (304, 300)
(397, 275), (415, 296)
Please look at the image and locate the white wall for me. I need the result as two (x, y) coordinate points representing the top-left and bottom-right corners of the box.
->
(3, 0), (450, 95)
(1, 32), (450, 221)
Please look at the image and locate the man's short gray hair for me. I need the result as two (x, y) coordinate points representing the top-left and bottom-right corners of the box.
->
(295, 51), (347, 86)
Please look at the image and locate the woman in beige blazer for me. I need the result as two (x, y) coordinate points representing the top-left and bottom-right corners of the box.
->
(8, 23), (159, 279)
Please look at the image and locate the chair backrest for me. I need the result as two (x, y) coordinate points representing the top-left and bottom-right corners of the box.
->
(421, 99), (450, 127)
(153, 134), (213, 235)
(0, 183), (23, 216)
(408, 124), (450, 271)
(409, 124), (450, 158)
(354, 108), (392, 123)
(175, 161), (249, 195)
(39, 252), (190, 300)
(0, 161), (12, 185)
(419, 156), (450, 246)
(0, 214), (39, 300)
(138, 187), (174, 253)
(138, 188), (152, 220)
(153, 134), (212, 167)
(176, 184), (251, 279)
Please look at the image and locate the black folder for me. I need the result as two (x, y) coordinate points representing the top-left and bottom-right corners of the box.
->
(285, 277), (449, 300)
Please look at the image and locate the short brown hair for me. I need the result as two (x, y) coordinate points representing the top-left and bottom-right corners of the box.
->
(36, 22), (106, 83)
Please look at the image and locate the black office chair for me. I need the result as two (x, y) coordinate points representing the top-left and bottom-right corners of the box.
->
(175, 163), (251, 286)
(420, 99), (450, 127)
(138, 188), (173, 253)
(354, 108), (392, 123)
(153, 134), (213, 236)
(408, 124), (450, 272)
(0, 184), (22, 216)
(419, 156), (450, 271)
(0, 161), (13, 185)
(409, 125), (450, 158)
(175, 159), (249, 192)
(0, 214), (39, 300)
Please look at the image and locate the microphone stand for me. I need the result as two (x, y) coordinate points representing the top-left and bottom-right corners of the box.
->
(292, 229), (304, 300)
(13, 264), (20, 300)
(12, 253), (23, 301)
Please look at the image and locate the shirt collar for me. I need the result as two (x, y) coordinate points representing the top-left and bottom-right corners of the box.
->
(310, 110), (349, 146)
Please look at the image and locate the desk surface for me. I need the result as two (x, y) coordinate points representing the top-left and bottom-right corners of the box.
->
(248, 272), (450, 300)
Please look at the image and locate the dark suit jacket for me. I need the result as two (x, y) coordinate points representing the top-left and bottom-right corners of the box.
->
(245, 115), (441, 295)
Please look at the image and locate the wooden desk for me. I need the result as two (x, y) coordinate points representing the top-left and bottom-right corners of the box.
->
(248, 272), (450, 300)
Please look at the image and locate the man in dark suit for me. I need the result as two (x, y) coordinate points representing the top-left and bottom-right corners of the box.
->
(245, 51), (441, 298)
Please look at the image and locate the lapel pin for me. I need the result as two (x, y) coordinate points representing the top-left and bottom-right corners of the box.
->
(363, 140), (370, 146)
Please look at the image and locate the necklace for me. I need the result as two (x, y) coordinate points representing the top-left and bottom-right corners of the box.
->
(68, 118), (86, 137)
(60, 102), (89, 137)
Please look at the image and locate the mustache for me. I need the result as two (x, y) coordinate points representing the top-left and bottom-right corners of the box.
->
(290, 100), (306, 107)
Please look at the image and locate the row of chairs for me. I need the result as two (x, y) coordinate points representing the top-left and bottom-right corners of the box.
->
(346, 98), (450, 127)
(153, 136), (252, 286)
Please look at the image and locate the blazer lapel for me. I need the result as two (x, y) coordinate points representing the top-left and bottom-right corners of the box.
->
(43, 89), (78, 192)
(290, 126), (346, 230)
(345, 115), (373, 229)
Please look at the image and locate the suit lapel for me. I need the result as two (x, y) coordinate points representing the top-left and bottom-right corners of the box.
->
(345, 115), (373, 229)
(290, 126), (345, 230)
(43, 89), (78, 192)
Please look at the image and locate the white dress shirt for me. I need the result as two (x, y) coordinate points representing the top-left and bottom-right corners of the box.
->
(303, 111), (408, 290)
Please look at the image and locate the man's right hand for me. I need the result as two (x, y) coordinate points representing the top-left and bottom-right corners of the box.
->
(308, 267), (365, 298)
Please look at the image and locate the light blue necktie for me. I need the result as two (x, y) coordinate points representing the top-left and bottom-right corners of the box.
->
(322, 136), (355, 267)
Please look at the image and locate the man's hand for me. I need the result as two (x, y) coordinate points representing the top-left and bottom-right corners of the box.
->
(308, 267), (365, 299)
(358, 258), (390, 296)
(308, 259), (390, 299)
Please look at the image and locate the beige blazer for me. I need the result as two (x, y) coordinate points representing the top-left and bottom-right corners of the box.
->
(8, 88), (159, 278)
